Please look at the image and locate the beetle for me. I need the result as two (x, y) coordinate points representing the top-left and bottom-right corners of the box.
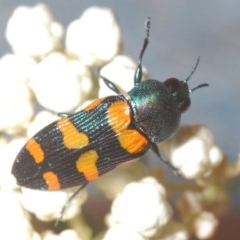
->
(12, 17), (208, 195)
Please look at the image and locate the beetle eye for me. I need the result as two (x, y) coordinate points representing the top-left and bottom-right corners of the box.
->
(164, 78), (180, 95)
(164, 78), (191, 112)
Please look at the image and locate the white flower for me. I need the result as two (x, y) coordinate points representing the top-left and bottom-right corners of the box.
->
(194, 211), (218, 239)
(162, 125), (223, 179)
(66, 7), (121, 66)
(30, 52), (93, 112)
(0, 137), (27, 190)
(20, 186), (88, 222)
(0, 54), (37, 83)
(97, 161), (147, 200)
(107, 177), (172, 238)
(0, 191), (40, 240)
(0, 54), (36, 134)
(103, 224), (147, 240)
(0, 79), (33, 134)
(0, 74), (34, 134)
(6, 4), (63, 58)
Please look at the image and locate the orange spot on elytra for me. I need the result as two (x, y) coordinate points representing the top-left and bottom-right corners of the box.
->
(84, 97), (106, 111)
(107, 101), (131, 133)
(57, 118), (89, 149)
(43, 171), (61, 190)
(76, 150), (99, 181)
(118, 129), (148, 153)
(25, 138), (44, 164)
(108, 100), (148, 153)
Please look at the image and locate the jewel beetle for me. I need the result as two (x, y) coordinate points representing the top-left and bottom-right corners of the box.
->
(12, 18), (208, 192)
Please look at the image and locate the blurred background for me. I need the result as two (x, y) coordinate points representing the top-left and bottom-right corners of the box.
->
(0, 0), (239, 237)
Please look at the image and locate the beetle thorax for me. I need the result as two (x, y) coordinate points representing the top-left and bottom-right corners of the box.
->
(128, 79), (181, 143)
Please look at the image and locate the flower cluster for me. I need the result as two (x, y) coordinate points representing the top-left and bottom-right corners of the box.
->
(0, 3), (239, 240)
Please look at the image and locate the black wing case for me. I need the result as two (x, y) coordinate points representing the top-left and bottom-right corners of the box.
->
(12, 96), (150, 190)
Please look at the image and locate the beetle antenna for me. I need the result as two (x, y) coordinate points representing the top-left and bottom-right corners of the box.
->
(134, 17), (151, 85)
(185, 56), (200, 83)
(184, 57), (209, 92)
(190, 83), (209, 93)
(139, 17), (151, 61)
